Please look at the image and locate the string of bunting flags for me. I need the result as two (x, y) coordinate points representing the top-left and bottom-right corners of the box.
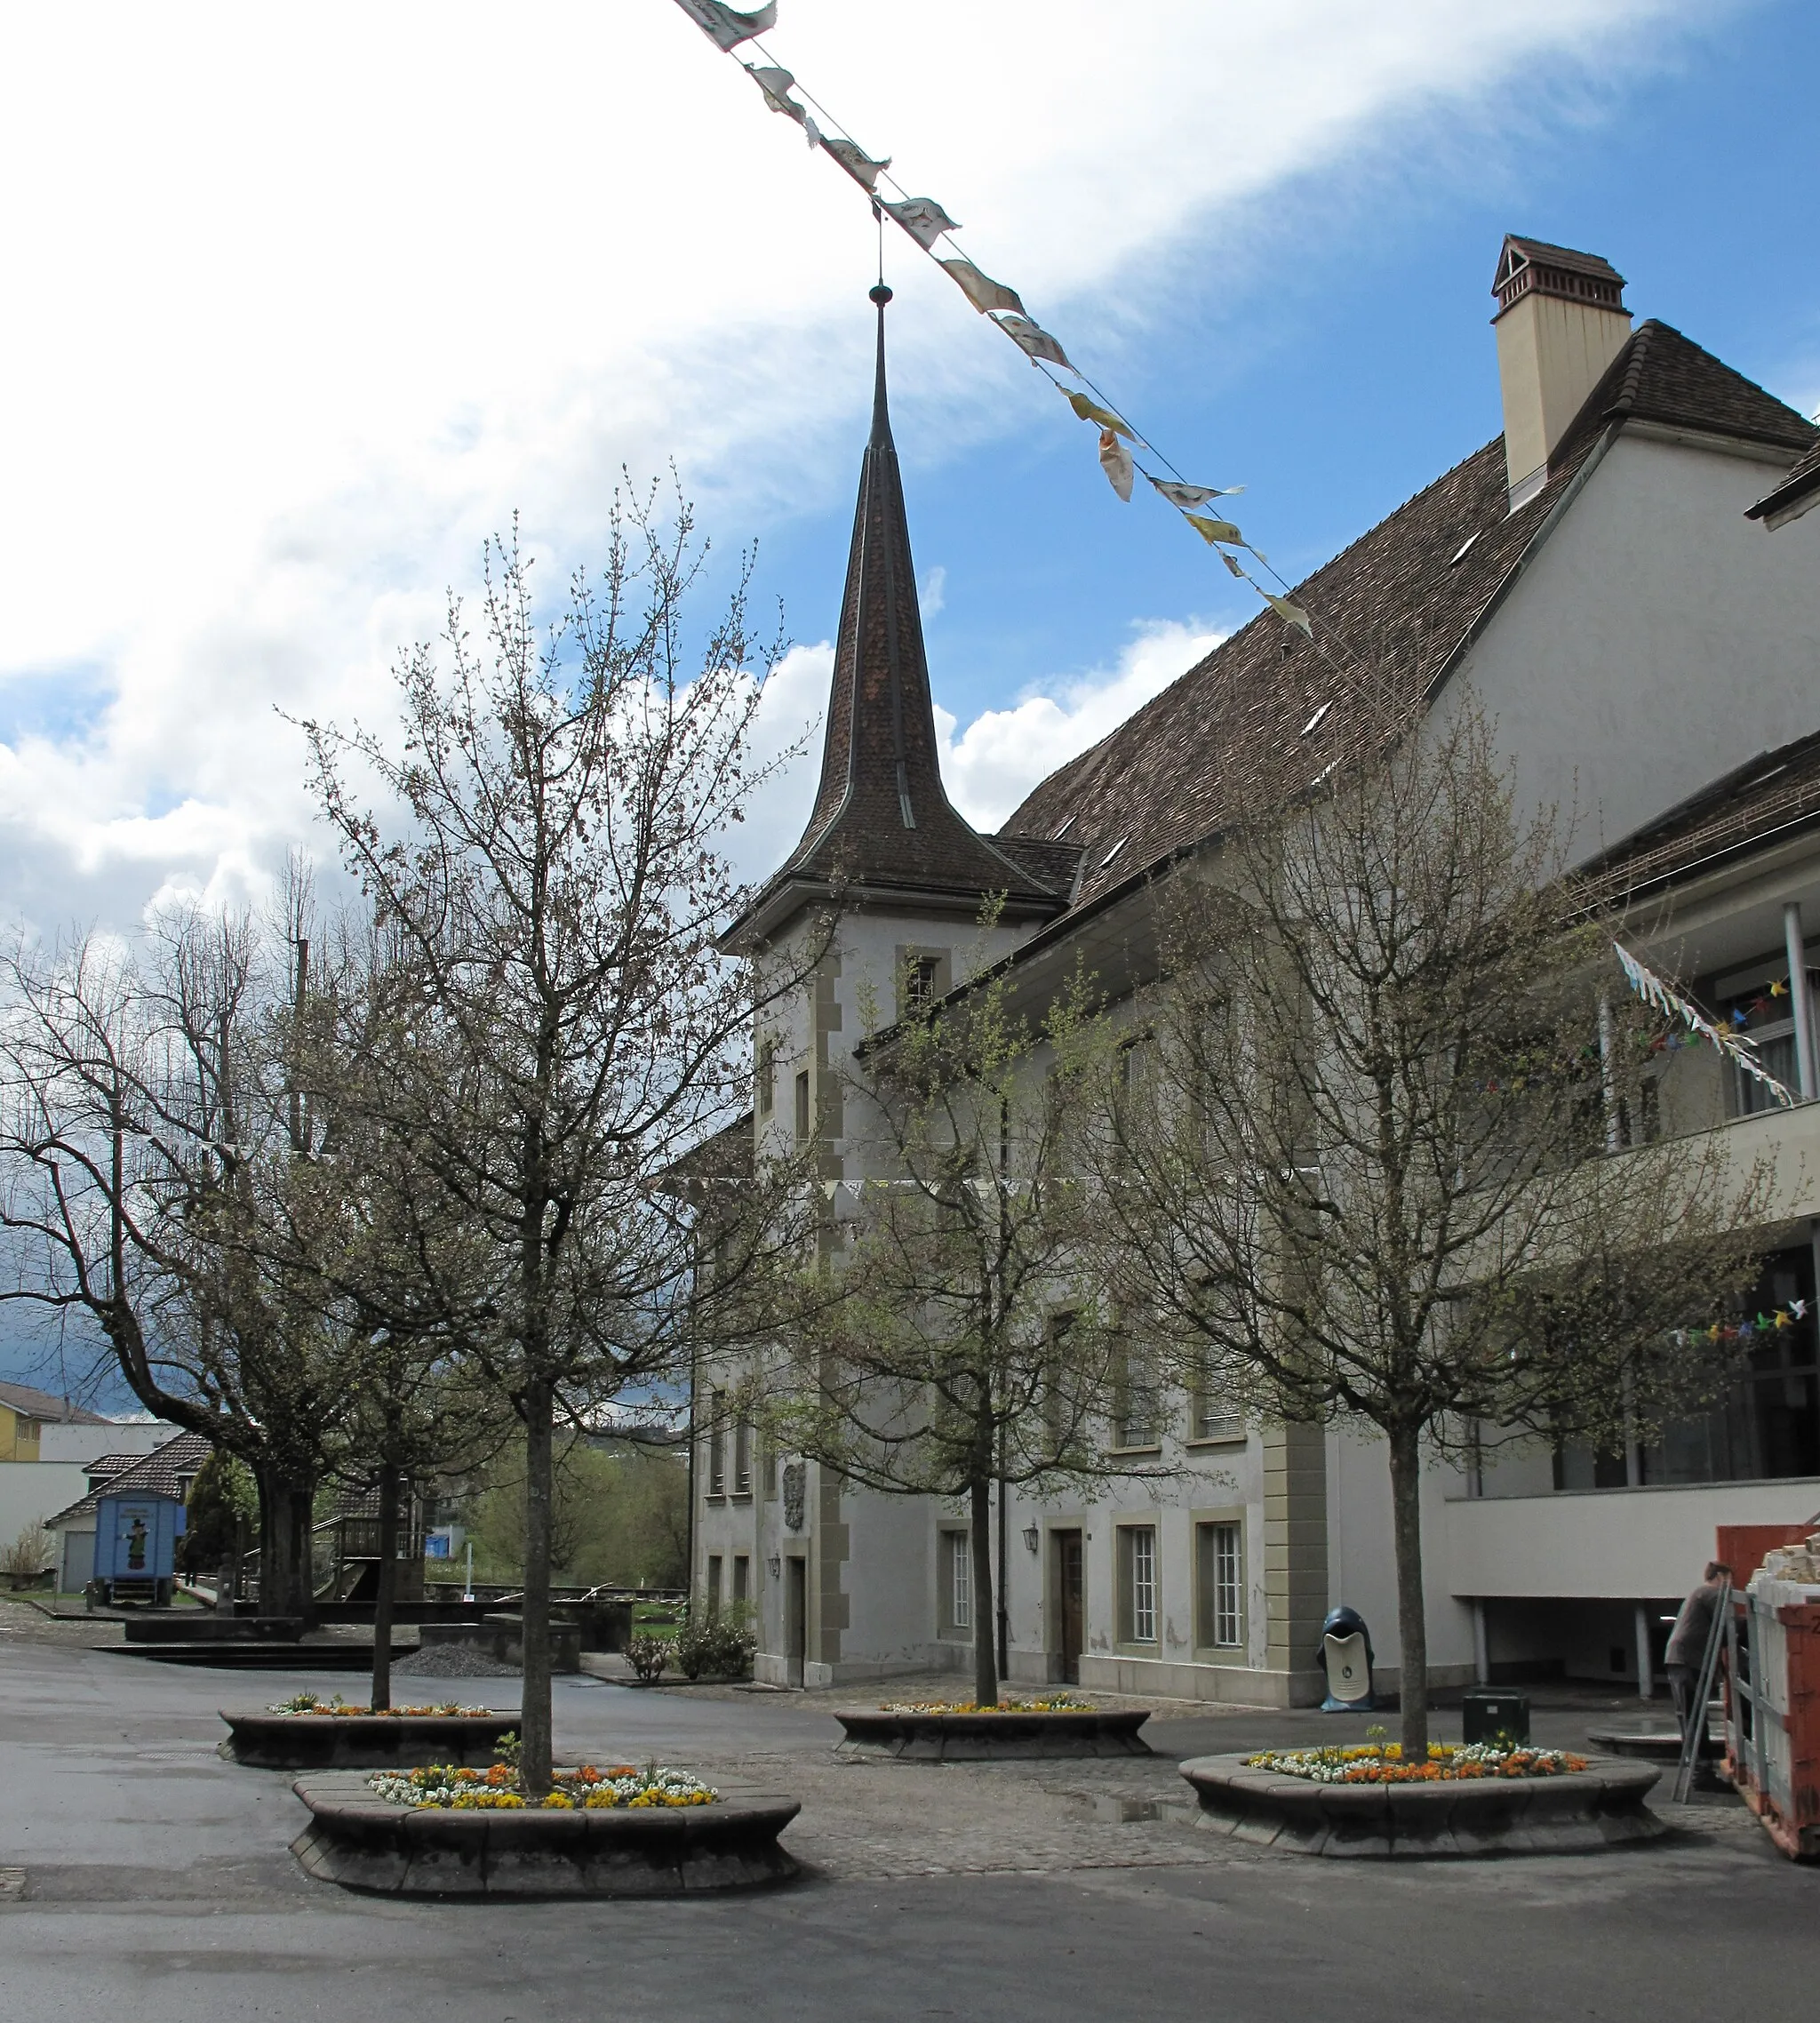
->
(1670, 1298), (1809, 1351)
(669, 0), (1315, 641)
(1612, 943), (1799, 1107)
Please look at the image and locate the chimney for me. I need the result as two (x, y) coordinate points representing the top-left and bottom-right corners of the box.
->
(1491, 236), (1632, 510)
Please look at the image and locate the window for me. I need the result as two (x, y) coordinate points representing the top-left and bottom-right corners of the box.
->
(897, 947), (952, 1019)
(733, 1415), (753, 1495)
(1195, 1521), (1244, 1649)
(1716, 966), (1809, 1117)
(755, 1037), (776, 1116)
(1190, 1356), (1243, 1443)
(732, 1555), (749, 1609)
(1111, 1339), (1161, 1450)
(1043, 1310), (1077, 1456)
(794, 1069), (811, 1143)
(1118, 1524), (1158, 1644)
(707, 1389), (726, 1496)
(941, 1529), (972, 1635)
(706, 1555), (722, 1620)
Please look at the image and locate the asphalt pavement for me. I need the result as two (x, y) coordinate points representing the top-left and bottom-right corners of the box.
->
(3, 1617), (1815, 2023)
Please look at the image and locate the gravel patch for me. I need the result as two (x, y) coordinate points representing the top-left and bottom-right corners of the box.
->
(394, 1643), (521, 1679)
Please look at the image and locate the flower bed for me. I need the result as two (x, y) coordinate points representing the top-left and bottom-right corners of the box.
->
(1180, 1750), (1664, 1859)
(290, 1770), (800, 1898)
(366, 1762), (718, 1811)
(268, 1691), (492, 1719)
(876, 1695), (1096, 1715)
(220, 1703), (521, 1771)
(1242, 1741), (1590, 1785)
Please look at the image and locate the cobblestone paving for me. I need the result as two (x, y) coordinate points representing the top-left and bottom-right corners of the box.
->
(689, 1750), (1233, 1880)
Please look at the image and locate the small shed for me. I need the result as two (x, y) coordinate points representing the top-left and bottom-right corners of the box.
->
(46, 1430), (212, 1604)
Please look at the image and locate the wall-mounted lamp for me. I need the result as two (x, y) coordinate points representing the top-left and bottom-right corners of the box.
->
(1023, 1525), (1041, 1554)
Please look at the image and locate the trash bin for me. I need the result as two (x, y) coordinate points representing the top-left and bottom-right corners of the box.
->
(1461, 1689), (1530, 1745)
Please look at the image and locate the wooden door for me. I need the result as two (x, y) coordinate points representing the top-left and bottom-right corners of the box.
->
(786, 1556), (807, 1688)
(1054, 1531), (1084, 1684)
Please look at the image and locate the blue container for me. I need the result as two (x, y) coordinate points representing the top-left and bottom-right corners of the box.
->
(94, 1491), (184, 1600)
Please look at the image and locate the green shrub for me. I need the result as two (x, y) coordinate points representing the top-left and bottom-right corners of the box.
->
(675, 1614), (755, 1682)
(627, 1634), (671, 1684)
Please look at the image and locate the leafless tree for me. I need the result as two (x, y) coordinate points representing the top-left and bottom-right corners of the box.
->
(299, 499), (817, 1789)
(766, 940), (1145, 1707)
(1087, 704), (1771, 1760)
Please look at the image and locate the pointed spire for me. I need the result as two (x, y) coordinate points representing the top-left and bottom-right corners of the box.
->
(725, 290), (1066, 948)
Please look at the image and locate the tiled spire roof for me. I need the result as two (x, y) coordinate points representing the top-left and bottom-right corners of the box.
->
(727, 293), (1066, 946)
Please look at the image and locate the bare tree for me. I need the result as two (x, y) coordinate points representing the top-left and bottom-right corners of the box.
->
(1089, 705), (1770, 1760)
(0, 902), (363, 1619)
(299, 501), (815, 1789)
(767, 940), (1143, 1707)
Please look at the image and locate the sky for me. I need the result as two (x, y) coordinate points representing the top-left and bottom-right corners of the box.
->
(1, 0), (1816, 925)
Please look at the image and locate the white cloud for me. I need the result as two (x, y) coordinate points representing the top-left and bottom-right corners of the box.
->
(936, 620), (1222, 831)
(920, 565), (948, 619)
(0, 0), (1717, 929)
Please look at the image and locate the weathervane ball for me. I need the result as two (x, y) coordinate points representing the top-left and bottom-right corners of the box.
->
(868, 282), (893, 306)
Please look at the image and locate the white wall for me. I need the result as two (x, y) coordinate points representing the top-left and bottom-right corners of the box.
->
(1444, 1476), (1820, 1599)
(1450, 432), (1820, 860)
(0, 1463), (90, 1549)
(40, 1419), (179, 1465)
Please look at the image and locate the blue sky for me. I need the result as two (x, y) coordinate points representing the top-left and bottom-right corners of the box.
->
(746, 2), (1818, 756)
(0, 1), (1815, 921)
(3, 0), (1816, 1403)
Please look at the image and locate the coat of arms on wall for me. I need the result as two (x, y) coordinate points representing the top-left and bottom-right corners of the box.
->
(782, 1461), (806, 1531)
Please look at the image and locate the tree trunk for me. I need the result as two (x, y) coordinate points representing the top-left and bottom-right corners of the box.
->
(371, 1459), (399, 1712)
(970, 1473), (998, 1707)
(521, 1375), (555, 1795)
(255, 1467), (316, 1622)
(1387, 1420), (1429, 1763)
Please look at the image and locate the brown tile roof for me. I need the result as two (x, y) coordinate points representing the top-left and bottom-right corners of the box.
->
(47, 1430), (212, 1528)
(1746, 436), (1820, 527)
(0, 1379), (109, 1424)
(996, 323), (1817, 930)
(1576, 730), (1820, 903)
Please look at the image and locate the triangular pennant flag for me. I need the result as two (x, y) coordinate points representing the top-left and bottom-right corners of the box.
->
(938, 256), (1026, 317)
(991, 312), (1072, 370)
(1184, 512), (1245, 547)
(746, 63), (809, 122)
(822, 136), (890, 191)
(1098, 428), (1134, 501)
(675, 0), (777, 52)
(1150, 476), (1241, 508)
(1066, 390), (1132, 437)
(1220, 551), (1245, 578)
(882, 196), (961, 248)
(1263, 591), (1313, 637)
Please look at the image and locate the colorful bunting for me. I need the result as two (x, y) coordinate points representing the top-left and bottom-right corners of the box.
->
(1184, 512), (1245, 547)
(1098, 428), (1135, 501)
(674, 0), (778, 52)
(685, 8), (1337, 642)
(992, 311), (1073, 370)
(882, 196), (961, 249)
(823, 136), (890, 191)
(746, 63), (820, 145)
(1067, 391), (1133, 436)
(1614, 943), (1798, 1107)
(1670, 1298), (1809, 1350)
(938, 256), (1026, 317)
(1151, 477), (1242, 508)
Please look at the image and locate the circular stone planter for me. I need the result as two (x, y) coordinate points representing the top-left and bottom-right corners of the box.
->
(833, 1707), (1152, 1760)
(1179, 1752), (1666, 1859)
(220, 1709), (522, 1771)
(289, 1772), (802, 1897)
(1585, 1724), (1685, 1761)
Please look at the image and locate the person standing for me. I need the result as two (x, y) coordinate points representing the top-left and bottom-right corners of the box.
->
(1664, 1560), (1731, 1761)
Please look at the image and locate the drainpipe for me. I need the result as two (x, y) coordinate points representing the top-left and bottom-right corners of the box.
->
(1634, 1602), (1655, 1701)
(1784, 902), (1816, 1100)
(1472, 1601), (1489, 1686)
(1598, 996), (1641, 1485)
